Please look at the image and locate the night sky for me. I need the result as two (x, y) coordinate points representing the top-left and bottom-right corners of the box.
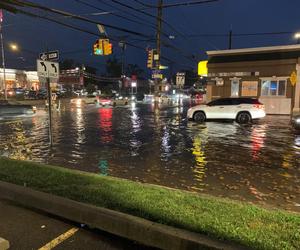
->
(3, 0), (300, 76)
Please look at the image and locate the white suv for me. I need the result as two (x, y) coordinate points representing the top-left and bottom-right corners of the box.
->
(187, 98), (265, 124)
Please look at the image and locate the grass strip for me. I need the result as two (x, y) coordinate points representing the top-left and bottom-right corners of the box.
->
(0, 157), (299, 250)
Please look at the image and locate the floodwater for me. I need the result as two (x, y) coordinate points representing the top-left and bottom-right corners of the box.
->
(0, 102), (299, 212)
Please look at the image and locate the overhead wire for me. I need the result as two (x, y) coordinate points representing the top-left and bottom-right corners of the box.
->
(79, 0), (197, 64)
(2, 0), (152, 38)
(74, 0), (157, 29)
(1, 3), (193, 69)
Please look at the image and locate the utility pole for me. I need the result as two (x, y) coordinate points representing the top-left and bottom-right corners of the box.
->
(0, 11), (7, 100)
(155, 0), (163, 93)
(119, 40), (126, 94)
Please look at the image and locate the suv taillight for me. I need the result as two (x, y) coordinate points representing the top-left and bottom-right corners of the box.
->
(253, 104), (264, 110)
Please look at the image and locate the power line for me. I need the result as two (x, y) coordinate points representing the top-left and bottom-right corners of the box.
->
(95, 0), (156, 28)
(100, 0), (197, 62)
(74, 0), (157, 29)
(2, 3), (193, 69)
(160, 0), (219, 9)
(2, 0), (152, 38)
(132, 0), (219, 9)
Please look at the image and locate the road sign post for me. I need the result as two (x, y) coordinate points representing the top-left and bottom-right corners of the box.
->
(37, 59), (59, 146)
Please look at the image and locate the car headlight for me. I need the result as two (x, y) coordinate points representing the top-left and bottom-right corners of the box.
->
(296, 118), (300, 124)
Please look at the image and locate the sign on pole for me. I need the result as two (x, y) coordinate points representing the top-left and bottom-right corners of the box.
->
(39, 50), (59, 61)
(290, 71), (297, 86)
(176, 72), (185, 87)
(37, 60), (59, 79)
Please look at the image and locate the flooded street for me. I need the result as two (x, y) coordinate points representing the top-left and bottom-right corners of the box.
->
(0, 103), (299, 212)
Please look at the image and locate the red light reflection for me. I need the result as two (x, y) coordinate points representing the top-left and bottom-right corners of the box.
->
(98, 108), (113, 143)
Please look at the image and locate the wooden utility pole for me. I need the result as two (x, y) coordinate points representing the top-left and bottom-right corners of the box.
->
(156, 0), (163, 70)
(155, 0), (163, 93)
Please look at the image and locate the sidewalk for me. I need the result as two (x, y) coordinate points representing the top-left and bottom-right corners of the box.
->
(0, 200), (155, 250)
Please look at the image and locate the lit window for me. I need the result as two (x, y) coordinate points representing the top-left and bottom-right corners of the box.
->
(261, 79), (286, 96)
(231, 79), (240, 97)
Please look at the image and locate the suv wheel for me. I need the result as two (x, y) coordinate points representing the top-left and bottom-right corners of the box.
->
(193, 112), (206, 123)
(236, 112), (252, 124)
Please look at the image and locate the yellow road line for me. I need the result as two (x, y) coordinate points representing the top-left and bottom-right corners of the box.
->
(38, 227), (79, 250)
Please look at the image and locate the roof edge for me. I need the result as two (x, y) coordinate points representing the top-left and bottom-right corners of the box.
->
(207, 44), (300, 56)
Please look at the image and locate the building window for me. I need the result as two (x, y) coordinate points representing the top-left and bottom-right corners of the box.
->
(261, 79), (287, 96)
(231, 78), (240, 97)
(241, 81), (258, 96)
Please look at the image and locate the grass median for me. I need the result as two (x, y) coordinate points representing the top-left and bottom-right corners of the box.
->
(0, 157), (299, 250)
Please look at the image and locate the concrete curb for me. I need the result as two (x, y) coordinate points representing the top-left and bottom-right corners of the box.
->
(0, 181), (248, 250)
(0, 237), (9, 250)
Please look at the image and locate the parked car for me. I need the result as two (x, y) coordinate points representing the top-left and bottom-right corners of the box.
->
(0, 100), (36, 116)
(292, 115), (300, 130)
(187, 98), (265, 124)
(36, 89), (48, 99)
(25, 90), (38, 99)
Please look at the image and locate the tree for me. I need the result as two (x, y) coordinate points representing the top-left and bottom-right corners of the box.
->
(60, 59), (77, 70)
(106, 56), (122, 77)
(86, 83), (96, 94)
(126, 64), (144, 78)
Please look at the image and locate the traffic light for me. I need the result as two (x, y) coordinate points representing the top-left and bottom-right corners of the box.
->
(106, 42), (113, 55)
(147, 49), (154, 68)
(93, 39), (103, 55)
(103, 39), (113, 55)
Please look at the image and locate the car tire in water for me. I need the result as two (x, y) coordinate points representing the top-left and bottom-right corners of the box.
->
(193, 112), (206, 123)
(236, 112), (252, 124)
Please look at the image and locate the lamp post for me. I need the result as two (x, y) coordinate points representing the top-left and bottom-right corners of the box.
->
(295, 33), (300, 44)
(0, 17), (7, 100)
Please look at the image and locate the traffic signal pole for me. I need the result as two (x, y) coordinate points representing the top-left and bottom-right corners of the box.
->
(155, 0), (163, 93)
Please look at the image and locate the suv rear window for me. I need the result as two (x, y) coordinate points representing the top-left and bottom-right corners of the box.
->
(237, 98), (261, 105)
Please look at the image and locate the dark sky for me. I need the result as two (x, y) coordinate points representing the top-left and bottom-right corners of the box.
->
(3, 0), (300, 76)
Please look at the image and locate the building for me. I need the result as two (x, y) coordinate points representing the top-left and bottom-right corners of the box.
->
(206, 45), (300, 115)
(0, 68), (40, 90)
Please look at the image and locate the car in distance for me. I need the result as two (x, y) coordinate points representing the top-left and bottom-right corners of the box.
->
(0, 100), (37, 116)
(70, 94), (99, 105)
(187, 98), (265, 124)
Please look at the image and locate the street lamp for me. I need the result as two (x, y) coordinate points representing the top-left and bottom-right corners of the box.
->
(9, 43), (19, 51)
(295, 33), (300, 44)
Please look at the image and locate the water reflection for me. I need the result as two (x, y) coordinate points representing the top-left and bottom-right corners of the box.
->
(191, 131), (208, 191)
(251, 124), (267, 160)
(75, 106), (86, 145)
(98, 108), (113, 143)
(161, 126), (171, 160)
(129, 107), (142, 156)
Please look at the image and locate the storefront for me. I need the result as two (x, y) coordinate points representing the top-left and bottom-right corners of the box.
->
(0, 68), (40, 90)
(206, 45), (300, 115)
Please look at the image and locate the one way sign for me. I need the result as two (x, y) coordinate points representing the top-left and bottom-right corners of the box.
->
(37, 60), (59, 79)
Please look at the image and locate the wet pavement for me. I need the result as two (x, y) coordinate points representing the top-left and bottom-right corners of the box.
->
(0, 102), (299, 212)
(0, 199), (155, 250)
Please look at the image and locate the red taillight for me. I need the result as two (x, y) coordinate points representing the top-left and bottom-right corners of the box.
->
(253, 104), (264, 110)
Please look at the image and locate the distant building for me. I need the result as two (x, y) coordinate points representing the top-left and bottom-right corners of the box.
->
(0, 68), (40, 90)
(206, 44), (300, 115)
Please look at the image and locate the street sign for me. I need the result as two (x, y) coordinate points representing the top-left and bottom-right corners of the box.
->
(39, 50), (59, 61)
(176, 72), (185, 87)
(290, 71), (297, 86)
(37, 60), (59, 79)
(152, 74), (163, 79)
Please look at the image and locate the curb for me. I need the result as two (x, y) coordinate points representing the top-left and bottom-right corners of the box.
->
(0, 237), (9, 250)
(0, 181), (248, 250)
